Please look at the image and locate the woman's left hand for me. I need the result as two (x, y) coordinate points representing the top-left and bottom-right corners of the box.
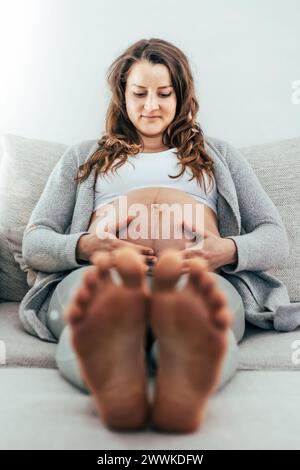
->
(180, 224), (237, 273)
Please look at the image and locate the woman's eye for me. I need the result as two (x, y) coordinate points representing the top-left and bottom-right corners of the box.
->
(134, 93), (171, 98)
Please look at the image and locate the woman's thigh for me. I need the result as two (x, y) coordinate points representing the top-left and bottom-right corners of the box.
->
(212, 273), (245, 343)
(47, 265), (94, 339)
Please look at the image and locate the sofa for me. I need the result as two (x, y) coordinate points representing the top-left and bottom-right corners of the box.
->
(0, 134), (300, 450)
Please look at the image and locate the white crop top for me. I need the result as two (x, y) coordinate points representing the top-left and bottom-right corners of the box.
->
(93, 148), (218, 215)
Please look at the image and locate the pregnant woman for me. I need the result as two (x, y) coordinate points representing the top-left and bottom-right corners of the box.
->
(20, 38), (290, 433)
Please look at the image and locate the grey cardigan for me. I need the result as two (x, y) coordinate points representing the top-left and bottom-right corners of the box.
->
(19, 136), (300, 342)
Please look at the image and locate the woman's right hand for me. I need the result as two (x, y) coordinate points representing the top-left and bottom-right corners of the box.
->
(76, 216), (157, 268)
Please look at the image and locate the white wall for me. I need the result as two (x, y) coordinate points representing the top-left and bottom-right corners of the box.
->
(0, 0), (299, 147)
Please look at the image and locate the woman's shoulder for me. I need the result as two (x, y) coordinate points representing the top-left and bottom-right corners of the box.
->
(204, 135), (245, 166)
(58, 139), (100, 170)
(204, 135), (233, 156)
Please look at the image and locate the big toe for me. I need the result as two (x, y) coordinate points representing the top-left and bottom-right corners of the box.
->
(112, 247), (146, 288)
(187, 258), (232, 330)
(153, 249), (183, 291)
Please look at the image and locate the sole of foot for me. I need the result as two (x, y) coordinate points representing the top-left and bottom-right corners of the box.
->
(149, 249), (232, 433)
(64, 247), (152, 431)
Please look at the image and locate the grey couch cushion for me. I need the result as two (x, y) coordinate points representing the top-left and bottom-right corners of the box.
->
(239, 321), (300, 370)
(0, 134), (67, 230)
(0, 233), (30, 302)
(0, 302), (56, 368)
(0, 368), (300, 449)
(0, 134), (67, 302)
(240, 137), (300, 302)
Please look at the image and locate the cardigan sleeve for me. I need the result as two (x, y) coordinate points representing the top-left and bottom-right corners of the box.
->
(22, 144), (90, 273)
(220, 141), (289, 274)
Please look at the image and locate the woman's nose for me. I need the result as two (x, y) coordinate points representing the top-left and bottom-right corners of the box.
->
(144, 95), (159, 111)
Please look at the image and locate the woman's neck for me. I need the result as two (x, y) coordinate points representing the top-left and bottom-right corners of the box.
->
(142, 145), (170, 153)
(139, 134), (169, 153)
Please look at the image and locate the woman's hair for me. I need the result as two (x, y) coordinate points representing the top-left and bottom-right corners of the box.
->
(74, 38), (215, 194)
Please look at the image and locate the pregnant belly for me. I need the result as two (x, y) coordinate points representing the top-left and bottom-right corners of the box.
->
(88, 187), (220, 255)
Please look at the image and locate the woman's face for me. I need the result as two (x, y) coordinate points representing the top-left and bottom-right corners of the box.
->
(125, 60), (177, 144)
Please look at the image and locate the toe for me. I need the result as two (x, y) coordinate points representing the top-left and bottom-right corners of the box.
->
(186, 259), (230, 322)
(187, 258), (214, 294)
(64, 269), (99, 325)
(64, 302), (84, 325)
(75, 286), (92, 308)
(80, 268), (98, 296)
(207, 288), (227, 311)
(90, 250), (113, 284)
(204, 285), (232, 330)
(113, 247), (145, 288)
(211, 306), (232, 330)
(153, 249), (183, 291)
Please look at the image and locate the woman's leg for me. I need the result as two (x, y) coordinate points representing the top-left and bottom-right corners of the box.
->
(47, 266), (95, 392)
(47, 266), (95, 339)
(149, 272), (245, 390)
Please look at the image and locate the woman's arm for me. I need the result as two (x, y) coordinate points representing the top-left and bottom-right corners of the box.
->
(22, 144), (91, 273)
(220, 141), (289, 274)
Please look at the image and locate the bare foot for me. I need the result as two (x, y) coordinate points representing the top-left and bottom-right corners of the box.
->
(64, 247), (151, 431)
(149, 250), (232, 433)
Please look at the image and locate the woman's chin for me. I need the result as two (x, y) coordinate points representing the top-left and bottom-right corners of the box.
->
(137, 125), (164, 136)
(139, 131), (162, 138)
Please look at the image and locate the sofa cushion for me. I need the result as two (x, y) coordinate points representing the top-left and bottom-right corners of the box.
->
(0, 368), (299, 449)
(0, 233), (31, 302)
(0, 134), (67, 302)
(0, 302), (56, 368)
(3, 225), (38, 289)
(239, 320), (300, 370)
(240, 137), (300, 302)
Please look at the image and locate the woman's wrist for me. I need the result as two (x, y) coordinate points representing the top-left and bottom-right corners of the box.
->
(76, 233), (90, 262)
(223, 238), (238, 266)
(76, 232), (117, 263)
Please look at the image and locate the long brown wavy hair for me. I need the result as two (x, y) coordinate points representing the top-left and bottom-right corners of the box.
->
(74, 38), (215, 195)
